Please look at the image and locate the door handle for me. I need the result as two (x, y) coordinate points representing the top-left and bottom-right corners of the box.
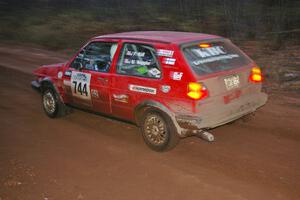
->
(97, 77), (108, 82)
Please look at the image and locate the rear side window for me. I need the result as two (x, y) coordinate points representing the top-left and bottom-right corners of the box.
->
(182, 40), (252, 76)
(117, 43), (161, 79)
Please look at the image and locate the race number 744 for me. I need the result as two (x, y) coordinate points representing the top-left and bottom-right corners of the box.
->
(72, 81), (88, 96)
(70, 71), (91, 100)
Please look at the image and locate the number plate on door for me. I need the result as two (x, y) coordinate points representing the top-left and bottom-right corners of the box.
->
(71, 71), (91, 100)
(224, 75), (240, 90)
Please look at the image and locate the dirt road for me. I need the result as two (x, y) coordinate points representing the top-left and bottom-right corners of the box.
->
(0, 45), (299, 200)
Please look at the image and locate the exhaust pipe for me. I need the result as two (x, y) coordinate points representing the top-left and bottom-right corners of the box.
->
(195, 130), (215, 142)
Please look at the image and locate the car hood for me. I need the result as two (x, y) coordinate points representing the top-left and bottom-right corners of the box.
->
(33, 62), (67, 77)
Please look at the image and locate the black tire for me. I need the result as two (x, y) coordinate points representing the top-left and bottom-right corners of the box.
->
(42, 88), (68, 118)
(141, 110), (179, 152)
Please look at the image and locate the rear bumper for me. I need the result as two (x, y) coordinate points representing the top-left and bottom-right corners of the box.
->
(175, 92), (268, 131)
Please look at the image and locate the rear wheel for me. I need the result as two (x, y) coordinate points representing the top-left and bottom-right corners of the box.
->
(141, 110), (179, 152)
(42, 88), (68, 118)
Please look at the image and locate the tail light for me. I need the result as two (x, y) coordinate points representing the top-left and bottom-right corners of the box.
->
(199, 43), (211, 48)
(187, 82), (208, 100)
(249, 67), (263, 83)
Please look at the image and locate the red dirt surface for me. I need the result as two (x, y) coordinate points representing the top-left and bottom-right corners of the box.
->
(0, 44), (299, 200)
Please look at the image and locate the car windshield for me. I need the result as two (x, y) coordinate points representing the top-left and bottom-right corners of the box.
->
(182, 40), (252, 76)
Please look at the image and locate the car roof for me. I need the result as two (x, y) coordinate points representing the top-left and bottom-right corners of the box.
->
(94, 31), (222, 44)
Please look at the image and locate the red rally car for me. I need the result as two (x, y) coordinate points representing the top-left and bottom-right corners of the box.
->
(31, 31), (268, 151)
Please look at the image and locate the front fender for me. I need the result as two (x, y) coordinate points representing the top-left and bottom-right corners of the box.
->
(39, 77), (64, 103)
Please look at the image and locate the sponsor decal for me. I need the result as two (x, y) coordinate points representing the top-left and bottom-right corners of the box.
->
(124, 59), (151, 66)
(71, 71), (91, 100)
(57, 71), (63, 79)
(192, 46), (226, 58)
(163, 58), (176, 65)
(136, 66), (148, 74)
(113, 94), (129, 103)
(157, 49), (174, 57)
(170, 72), (183, 80)
(129, 84), (157, 95)
(126, 50), (145, 57)
(192, 45), (240, 65)
(91, 89), (99, 98)
(161, 85), (171, 93)
(193, 54), (239, 65)
(148, 68), (161, 78)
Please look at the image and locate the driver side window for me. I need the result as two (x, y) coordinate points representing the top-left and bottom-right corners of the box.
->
(117, 43), (161, 79)
(71, 42), (118, 72)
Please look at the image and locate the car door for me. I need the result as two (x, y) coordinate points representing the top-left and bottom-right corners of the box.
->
(62, 40), (119, 114)
(110, 41), (163, 121)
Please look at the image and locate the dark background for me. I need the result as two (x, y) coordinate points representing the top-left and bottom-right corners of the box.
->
(0, 0), (299, 49)
(0, 2), (299, 199)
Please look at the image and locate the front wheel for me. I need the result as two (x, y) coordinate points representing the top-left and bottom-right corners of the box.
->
(42, 88), (67, 118)
(141, 111), (179, 152)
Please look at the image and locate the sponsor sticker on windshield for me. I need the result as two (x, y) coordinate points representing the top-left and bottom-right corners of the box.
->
(126, 50), (145, 57)
(193, 46), (226, 58)
(191, 45), (240, 65)
(193, 54), (239, 65)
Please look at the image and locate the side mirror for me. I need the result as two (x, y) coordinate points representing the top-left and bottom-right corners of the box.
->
(72, 62), (84, 71)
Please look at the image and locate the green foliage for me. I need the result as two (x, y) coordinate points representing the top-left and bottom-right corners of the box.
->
(0, 0), (299, 49)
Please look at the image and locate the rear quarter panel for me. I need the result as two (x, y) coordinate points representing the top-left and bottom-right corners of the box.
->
(153, 43), (196, 115)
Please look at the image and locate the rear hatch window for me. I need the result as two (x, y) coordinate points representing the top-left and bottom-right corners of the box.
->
(182, 40), (252, 76)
